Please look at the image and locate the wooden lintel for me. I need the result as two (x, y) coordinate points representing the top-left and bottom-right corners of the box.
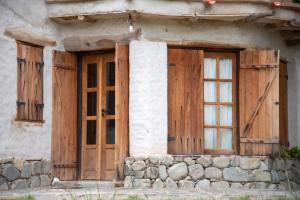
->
(4, 27), (57, 47)
(240, 138), (279, 144)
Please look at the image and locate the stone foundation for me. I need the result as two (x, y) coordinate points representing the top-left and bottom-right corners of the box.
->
(0, 158), (52, 190)
(124, 155), (300, 190)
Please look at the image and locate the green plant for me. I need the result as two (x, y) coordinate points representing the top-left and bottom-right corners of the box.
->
(236, 196), (250, 200)
(124, 195), (145, 200)
(279, 146), (300, 160)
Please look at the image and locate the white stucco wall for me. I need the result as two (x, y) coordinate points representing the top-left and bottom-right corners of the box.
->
(129, 40), (168, 156)
(0, 0), (60, 159)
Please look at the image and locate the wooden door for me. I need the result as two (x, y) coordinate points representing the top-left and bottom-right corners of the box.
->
(168, 48), (204, 155)
(239, 49), (280, 155)
(81, 53), (116, 180)
(52, 50), (77, 180)
(279, 60), (288, 146)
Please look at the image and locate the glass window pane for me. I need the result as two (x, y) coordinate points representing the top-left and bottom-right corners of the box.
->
(220, 82), (232, 102)
(220, 128), (232, 150)
(204, 58), (216, 79)
(106, 91), (115, 115)
(87, 92), (97, 116)
(204, 105), (217, 125)
(87, 63), (97, 88)
(220, 59), (232, 79)
(87, 120), (97, 145)
(106, 120), (115, 144)
(220, 105), (232, 126)
(204, 128), (217, 149)
(106, 62), (115, 86)
(204, 81), (217, 102)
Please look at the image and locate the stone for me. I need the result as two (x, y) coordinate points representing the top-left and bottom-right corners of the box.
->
(178, 180), (194, 189)
(124, 164), (133, 176)
(11, 179), (29, 189)
(272, 158), (285, 171)
(255, 182), (267, 189)
(21, 162), (31, 178)
(146, 167), (158, 179)
(285, 160), (294, 170)
(278, 171), (286, 181)
(196, 156), (212, 168)
(125, 157), (135, 165)
(271, 170), (280, 184)
(240, 158), (261, 170)
(134, 155), (148, 161)
(40, 175), (51, 187)
(230, 156), (240, 167)
(174, 156), (183, 162)
(165, 177), (177, 189)
(211, 181), (230, 189)
(14, 159), (24, 171)
(167, 162), (188, 181)
(31, 161), (42, 175)
(0, 182), (8, 191)
(278, 182), (288, 190)
(158, 165), (168, 181)
(183, 157), (195, 165)
(223, 167), (251, 182)
(134, 170), (145, 179)
(243, 182), (255, 189)
(205, 167), (222, 179)
(212, 157), (230, 168)
(268, 184), (277, 189)
(2, 164), (20, 181)
(133, 179), (151, 189)
(195, 179), (210, 189)
(184, 175), (192, 180)
(152, 179), (164, 189)
(124, 176), (133, 188)
(41, 160), (51, 174)
(0, 176), (6, 185)
(132, 161), (146, 171)
(259, 161), (269, 171)
(149, 156), (160, 164)
(231, 183), (243, 189)
(252, 170), (271, 182)
(188, 164), (204, 181)
(160, 155), (174, 166)
(30, 176), (41, 188)
(0, 158), (14, 164)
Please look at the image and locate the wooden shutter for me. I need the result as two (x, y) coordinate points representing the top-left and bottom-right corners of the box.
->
(115, 43), (129, 180)
(51, 50), (77, 180)
(16, 42), (44, 121)
(168, 48), (204, 155)
(239, 49), (280, 155)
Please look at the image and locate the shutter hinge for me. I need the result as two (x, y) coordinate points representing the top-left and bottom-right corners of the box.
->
(168, 63), (176, 67)
(16, 100), (26, 106)
(168, 135), (175, 142)
(17, 58), (26, 64)
(35, 103), (44, 108)
(35, 62), (44, 71)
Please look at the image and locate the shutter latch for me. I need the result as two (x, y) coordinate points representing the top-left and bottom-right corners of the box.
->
(16, 100), (26, 106)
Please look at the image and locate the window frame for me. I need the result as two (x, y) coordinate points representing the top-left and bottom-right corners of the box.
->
(203, 52), (237, 155)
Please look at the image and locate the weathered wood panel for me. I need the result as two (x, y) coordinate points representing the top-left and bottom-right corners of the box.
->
(16, 42), (44, 122)
(115, 43), (129, 180)
(239, 49), (280, 155)
(168, 48), (204, 155)
(279, 60), (288, 146)
(52, 50), (77, 180)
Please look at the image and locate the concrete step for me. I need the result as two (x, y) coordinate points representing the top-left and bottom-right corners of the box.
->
(52, 180), (116, 189)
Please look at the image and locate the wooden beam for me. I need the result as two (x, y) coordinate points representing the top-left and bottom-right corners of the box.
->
(4, 27), (57, 47)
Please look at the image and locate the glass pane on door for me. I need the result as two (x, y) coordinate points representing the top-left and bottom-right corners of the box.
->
(87, 92), (97, 116)
(106, 62), (115, 86)
(106, 120), (115, 144)
(87, 63), (97, 88)
(87, 120), (97, 145)
(106, 91), (115, 115)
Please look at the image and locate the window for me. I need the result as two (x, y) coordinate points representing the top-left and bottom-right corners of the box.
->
(16, 41), (44, 122)
(203, 53), (236, 154)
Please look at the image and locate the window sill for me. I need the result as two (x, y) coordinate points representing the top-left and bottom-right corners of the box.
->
(14, 119), (45, 125)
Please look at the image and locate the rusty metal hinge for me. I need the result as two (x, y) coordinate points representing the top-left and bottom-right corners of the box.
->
(168, 135), (175, 142)
(35, 103), (44, 108)
(16, 100), (26, 106)
(17, 58), (26, 64)
(168, 63), (176, 67)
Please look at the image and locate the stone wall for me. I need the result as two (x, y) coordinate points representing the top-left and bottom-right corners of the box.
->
(0, 158), (52, 191)
(124, 155), (300, 190)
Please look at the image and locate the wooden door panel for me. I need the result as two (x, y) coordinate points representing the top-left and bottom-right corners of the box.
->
(168, 48), (204, 155)
(52, 50), (77, 180)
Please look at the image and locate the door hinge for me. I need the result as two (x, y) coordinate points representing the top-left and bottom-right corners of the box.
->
(16, 100), (26, 106)
(17, 58), (26, 64)
(168, 63), (176, 67)
(168, 135), (175, 142)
